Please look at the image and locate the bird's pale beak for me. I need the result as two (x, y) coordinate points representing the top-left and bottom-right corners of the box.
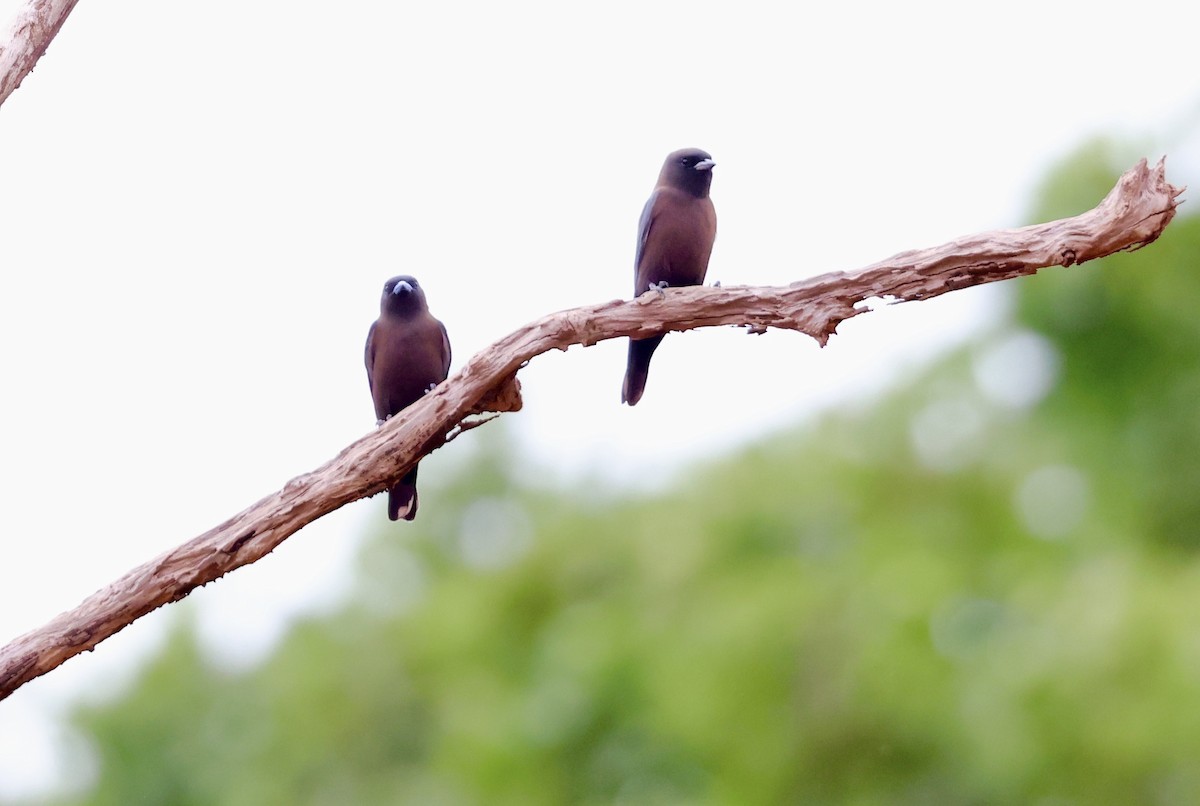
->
(393, 280), (414, 295)
(694, 158), (715, 171)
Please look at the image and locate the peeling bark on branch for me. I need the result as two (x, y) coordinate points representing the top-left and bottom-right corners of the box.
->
(0, 0), (79, 108)
(0, 158), (1183, 702)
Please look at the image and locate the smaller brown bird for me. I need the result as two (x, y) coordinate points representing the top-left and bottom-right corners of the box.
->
(365, 275), (451, 521)
(622, 147), (717, 406)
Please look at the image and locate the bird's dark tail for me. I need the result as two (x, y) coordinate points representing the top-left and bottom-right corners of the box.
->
(622, 334), (664, 406)
(387, 465), (420, 521)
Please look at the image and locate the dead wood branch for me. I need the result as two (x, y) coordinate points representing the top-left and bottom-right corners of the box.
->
(0, 158), (1183, 701)
(0, 0), (79, 108)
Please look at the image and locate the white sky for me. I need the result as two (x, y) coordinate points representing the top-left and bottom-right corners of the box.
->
(0, 0), (1197, 798)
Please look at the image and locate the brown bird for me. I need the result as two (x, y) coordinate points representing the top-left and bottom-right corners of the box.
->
(365, 275), (451, 521)
(622, 147), (717, 406)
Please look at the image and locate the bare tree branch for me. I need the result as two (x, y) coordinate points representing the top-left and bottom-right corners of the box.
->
(0, 0), (79, 108)
(0, 158), (1183, 702)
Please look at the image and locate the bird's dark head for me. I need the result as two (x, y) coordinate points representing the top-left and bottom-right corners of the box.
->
(381, 274), (429, 315)
(659, 148), (715, 198)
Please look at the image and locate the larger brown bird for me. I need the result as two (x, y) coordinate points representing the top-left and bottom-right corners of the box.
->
(365, 275), (451, 521)
(621, 147), (717, 406)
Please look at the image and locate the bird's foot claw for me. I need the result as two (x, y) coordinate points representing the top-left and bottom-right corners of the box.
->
(649, 280), (669, 299)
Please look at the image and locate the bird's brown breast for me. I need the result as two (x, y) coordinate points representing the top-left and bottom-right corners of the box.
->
(637, 188), (716, 292)
(368, 316), (448, 422)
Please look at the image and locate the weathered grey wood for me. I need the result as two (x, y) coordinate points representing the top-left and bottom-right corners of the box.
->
(0, 158), (1182, 702)
(0, 0), (80, 108)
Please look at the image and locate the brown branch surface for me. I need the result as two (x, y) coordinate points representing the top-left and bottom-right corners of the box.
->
(0, 0), (79, 108)
(0, 158), (1183, 701)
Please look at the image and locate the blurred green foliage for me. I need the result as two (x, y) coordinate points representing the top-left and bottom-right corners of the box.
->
(41, 143), (1200, 804)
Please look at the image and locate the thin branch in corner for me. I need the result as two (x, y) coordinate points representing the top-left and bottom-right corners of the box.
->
(0, 158), (1184, 702)
(0, 0), (80, 108)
